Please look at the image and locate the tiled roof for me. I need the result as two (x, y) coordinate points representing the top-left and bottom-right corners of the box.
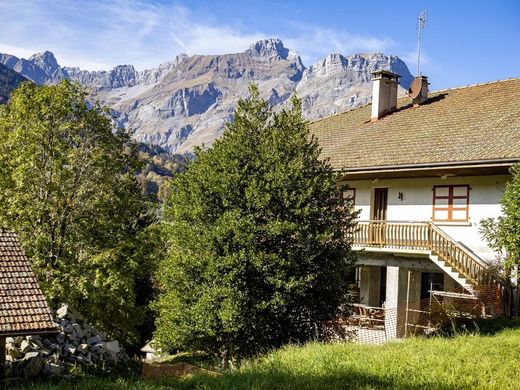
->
(0, 231), (56, 336)
(310, 78), (520, 171)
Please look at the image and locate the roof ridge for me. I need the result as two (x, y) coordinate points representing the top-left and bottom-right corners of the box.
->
(430, 77), (520, 94)
(309, 77), (520, 125)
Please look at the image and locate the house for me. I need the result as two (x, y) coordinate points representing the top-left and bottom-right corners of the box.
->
(310, 73), (520, 341)
(0, 231), (56, 377)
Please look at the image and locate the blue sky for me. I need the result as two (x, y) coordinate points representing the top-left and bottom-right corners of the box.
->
(0, 0), (518, 90)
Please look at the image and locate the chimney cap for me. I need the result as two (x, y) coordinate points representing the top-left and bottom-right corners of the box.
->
(371, 70), (401, 81)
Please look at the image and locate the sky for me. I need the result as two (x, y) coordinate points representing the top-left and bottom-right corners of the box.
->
(0, 0), (519, 90)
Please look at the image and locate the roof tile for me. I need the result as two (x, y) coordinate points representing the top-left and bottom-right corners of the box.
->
(310, 79), (520, 170)
(0, 231), (56, 336)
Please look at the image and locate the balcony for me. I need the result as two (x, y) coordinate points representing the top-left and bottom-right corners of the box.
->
(352, 220), (430, 251)
(350, 221), (494, 287)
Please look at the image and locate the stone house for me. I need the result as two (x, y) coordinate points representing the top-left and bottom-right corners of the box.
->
(310, 73), (520, 341)
(0, 231), (56, 377)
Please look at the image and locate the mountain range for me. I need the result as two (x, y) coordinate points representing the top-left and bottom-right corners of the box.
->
(0, 39), (413, 153)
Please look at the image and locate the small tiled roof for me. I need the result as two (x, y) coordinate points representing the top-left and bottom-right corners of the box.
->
(310, 78), (520, 171)
(0, 231), (56, 336)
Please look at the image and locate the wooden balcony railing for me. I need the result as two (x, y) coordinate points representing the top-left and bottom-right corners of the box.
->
(352, 221), (430, 250)
(351, 221), (494, 287)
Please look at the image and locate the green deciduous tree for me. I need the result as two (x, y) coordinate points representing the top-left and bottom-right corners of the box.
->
(481, 163), (520, 271)
(0, 80), (157, 346)
(154, 85), (357, 365)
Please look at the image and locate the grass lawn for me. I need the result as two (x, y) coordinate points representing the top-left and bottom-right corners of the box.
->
(15, 327), (520, 389)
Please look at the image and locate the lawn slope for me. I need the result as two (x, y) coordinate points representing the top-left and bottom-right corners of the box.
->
(19, 328), (520, 389)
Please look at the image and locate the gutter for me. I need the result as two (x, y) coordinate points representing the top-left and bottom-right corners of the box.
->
(333, 159), (519, 175)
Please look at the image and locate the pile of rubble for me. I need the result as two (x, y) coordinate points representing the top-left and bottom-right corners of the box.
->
(5, 304), (128, 378)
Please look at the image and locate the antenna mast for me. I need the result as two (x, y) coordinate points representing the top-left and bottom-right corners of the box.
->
(416, 10), (427, 76)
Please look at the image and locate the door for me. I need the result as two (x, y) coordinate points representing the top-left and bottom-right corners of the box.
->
(372, 188), (388, 221)
(370, 188), (388, 245)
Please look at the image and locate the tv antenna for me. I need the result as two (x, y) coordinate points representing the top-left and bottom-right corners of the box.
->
(416, 10), (427, 76)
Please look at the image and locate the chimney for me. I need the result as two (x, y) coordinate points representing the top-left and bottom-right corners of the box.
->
(370, 70), (400, 121)
(409, 76), (429, 106)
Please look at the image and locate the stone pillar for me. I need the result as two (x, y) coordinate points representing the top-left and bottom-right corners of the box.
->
(405, 270), (422, 333)
(385, 266), (409, 340)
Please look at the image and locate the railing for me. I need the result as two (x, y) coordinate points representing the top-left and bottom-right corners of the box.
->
(352, 220), (430, 250)
(351, 221), (494, 287)
(428, 222), (494, 286)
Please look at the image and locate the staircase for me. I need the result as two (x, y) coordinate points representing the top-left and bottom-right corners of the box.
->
(429, 254), (477, 295)
(352, 221), (498, 297)
(427, 222), (495, 297)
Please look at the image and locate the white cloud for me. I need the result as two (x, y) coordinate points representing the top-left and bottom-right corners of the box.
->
(0, 43), (37, 60)
(282, 26), (395, 65)
(0, 0), (396, 71)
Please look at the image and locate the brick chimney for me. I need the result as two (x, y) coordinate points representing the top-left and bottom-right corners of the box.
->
(370, 70), (400, 121)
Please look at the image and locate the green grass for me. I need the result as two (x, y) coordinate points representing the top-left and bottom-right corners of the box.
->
(15, 327), (520, 389)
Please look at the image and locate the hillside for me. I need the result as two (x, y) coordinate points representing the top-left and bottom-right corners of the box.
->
(16, 325), (520, 389)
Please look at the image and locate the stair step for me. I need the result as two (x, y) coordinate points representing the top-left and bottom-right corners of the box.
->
(429, 253), (478, 292)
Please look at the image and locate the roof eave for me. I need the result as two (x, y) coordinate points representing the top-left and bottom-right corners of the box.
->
(334, 159), (519, 180)
(0, 328), (58, 338)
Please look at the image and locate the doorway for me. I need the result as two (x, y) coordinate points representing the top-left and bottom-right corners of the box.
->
(420, 272), (444, 300)
(370, 188), (388, 245)
(372, 188), (388, 221)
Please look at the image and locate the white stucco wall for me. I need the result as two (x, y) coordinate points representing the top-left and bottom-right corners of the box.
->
(342, 175), (509, 263)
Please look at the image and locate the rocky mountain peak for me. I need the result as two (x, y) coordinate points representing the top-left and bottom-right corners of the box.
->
(174, 53), (189, 66)
(247, 38), (289, 59)
(0, 40), (414, 153)
(29, 51), (60, 73)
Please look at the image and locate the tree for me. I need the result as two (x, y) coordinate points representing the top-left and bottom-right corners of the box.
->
(481, 163), (520, 271)
(154, 85), (357, 365)
(0, 80), (156, 346)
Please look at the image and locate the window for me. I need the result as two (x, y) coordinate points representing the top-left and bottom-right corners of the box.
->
(342, 188), (356, 206)
(432, 185), (470, 222)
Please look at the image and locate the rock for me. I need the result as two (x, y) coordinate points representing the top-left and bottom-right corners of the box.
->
(77, 343), (89, 354)
(23, 355), (45, 377)
(3, 303), (129, 379)
(106, 340), (120, 361)
(83, 323), (106, 340)
(87, 335), (102, 345)
(56, 304), (69, 319)
(20, 339), (35, 353)
(106, 340), (120, 354)
(91, 342), (107, 354)
(56, 303), (83, 321)
(43, 362), (65, 376)
(72, 323), (83, 338)
(27, 335), (43, 348)
(6, 347), (22, 360)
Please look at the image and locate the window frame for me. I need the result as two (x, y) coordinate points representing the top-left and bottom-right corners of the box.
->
(342, 188), (356, 206)
(432, 184), (470, 222)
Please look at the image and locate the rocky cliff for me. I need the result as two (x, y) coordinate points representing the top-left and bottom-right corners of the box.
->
(0, 63), (28, 103)
(0, 39), (413, 153)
